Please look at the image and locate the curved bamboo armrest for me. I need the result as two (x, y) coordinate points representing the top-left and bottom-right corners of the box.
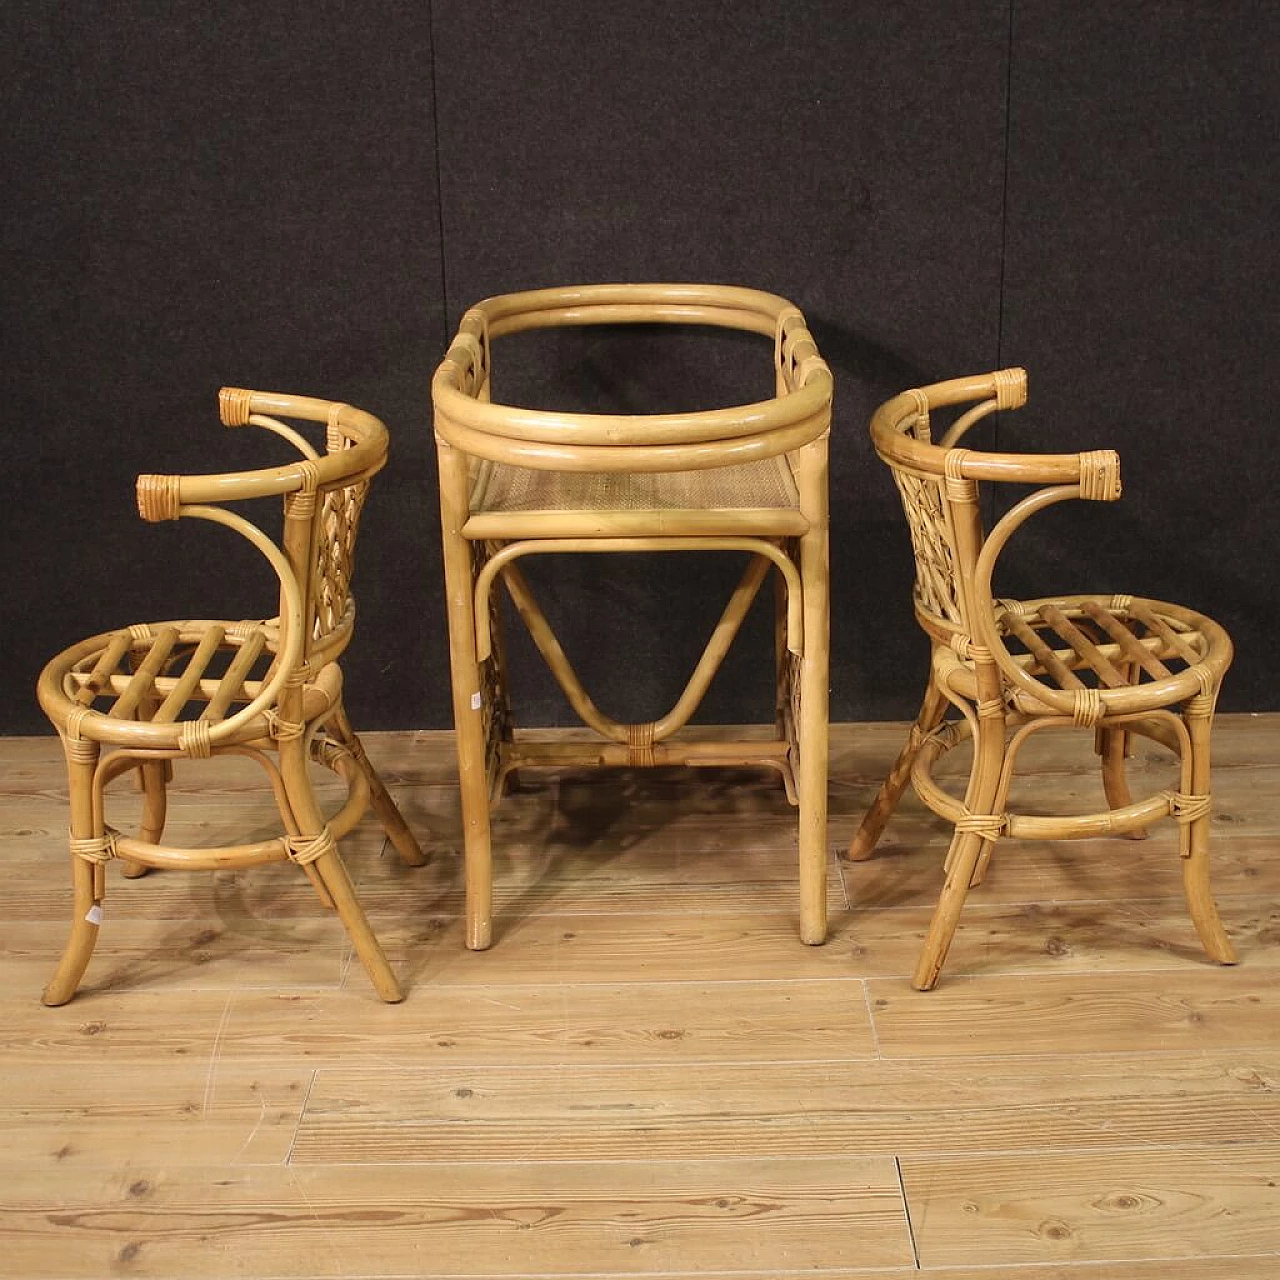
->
(966, 463), (1169, 720)
(134, 389), (389, 512)
(123, 385), (388, 748)
(124, 492), (306, 746)
(873, 368), (1123, 495)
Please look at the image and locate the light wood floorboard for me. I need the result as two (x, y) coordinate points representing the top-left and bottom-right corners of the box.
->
(1, 716), (1277, 1275)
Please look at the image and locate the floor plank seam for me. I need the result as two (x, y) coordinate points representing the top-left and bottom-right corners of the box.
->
(284, 1067), (320, 1167)
(199, 992), (233, 1117)
(893, 1155), (921, 1269)
(862, 979), (884, 1059)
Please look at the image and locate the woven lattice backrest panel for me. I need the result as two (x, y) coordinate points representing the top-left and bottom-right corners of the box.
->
(890, 466), (964, 627)
(310, 431), (369, 648)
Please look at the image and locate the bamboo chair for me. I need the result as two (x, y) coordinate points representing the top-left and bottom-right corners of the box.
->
(36, 389), (426, 1005)
(432, 284), (832, 949)
(846, 368), (1237, 989)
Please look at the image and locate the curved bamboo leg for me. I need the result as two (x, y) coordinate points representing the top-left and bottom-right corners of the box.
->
(329, 705), (428, 868)
(1097, 717), (1147, 842)
(312, 846), (404, 1002)
(913, 708), (1004, 991)
(772, 564), (799, 803)
(278, 732), (403, 1002)
(43, 742), (104, 1006)
(439, 442), (494, 950)
(846, 680), (948, 862)
(914, 828), (989, 991)
(122, 759), (169, 878)
(1180, 702), (1237, 964)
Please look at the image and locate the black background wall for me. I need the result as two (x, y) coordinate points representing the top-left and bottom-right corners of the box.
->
(4, 1), (1276, 736)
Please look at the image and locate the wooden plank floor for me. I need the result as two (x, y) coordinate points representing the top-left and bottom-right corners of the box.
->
(1, 716), (1278, 1277)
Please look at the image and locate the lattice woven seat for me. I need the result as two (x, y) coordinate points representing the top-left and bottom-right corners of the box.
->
(55, 621), (280, 741)
(846, 369), (1237, 989)
(433, 284), (832, 950)
(983, 596), (1220, 712)
(36, 389), (425, 1006)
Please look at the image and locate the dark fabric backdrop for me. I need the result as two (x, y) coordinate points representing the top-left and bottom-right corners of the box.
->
(3, 1), (1276, 735)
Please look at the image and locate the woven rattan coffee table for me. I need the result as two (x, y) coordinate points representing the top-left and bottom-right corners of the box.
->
(431, 284), (832, 950)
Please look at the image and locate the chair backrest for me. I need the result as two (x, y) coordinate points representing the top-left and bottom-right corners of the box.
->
(431, 283), (832, 474)
(870, 368), (1159, 711)
(134, 389), (389, 739)
(870, 370), (1046, 640)
(873, 368), (1235, 724)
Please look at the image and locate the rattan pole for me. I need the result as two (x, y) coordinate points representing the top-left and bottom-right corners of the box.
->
(846, 680), (948, 861)
(461, 509), (808, 540)
(653, 555), (774, 741)
(437, 440), (495, 949)
(130, 761), (168, 874)
(42, 743), (103, 1006)
(796, 433), (830, 945)
(1181, 702), (1237, 963)
(433, 412), (828, 474)
(314, 845), (405, 1003)
(911, 462), (1006, 990)
(1097, 663), (1147, 840)
(497, 561), (625, 743)
(912, 782), (997, 991)
(330, 705), (427, 868)
(278, 717), (402, 1002)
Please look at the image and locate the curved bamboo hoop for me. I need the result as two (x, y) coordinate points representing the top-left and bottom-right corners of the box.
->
(909, 710), (1193, 841)
(433, 283), (832, 470)
(106, 739), (371, 872)
(870, 369), (1106, 488)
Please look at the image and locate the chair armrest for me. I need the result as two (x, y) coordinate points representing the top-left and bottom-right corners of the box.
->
(968, 463), (1123, 717)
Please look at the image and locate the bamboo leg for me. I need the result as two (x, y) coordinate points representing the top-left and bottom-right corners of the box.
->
(312, 846), (404, 1002)
(796, 437), (829, 946)
(1180, 702), (1237, 964)
(914, 826), (987, 991)
(439, 442), (495, 950)
(846, 680), (948, 862)
(330, 704), (427, 867)
(278, 730), (403, 1002)
(43, 742), (104, 1006)
(1097, 726), (1147, 840)
(914, 703), (1004, 990)
(124, 670), (170, 878)
(773, 566), (788, 741)
(122, 759), (169, 878)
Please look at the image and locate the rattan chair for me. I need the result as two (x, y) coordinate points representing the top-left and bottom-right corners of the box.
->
(432, 284), (832, 949)
(846, 368), (1237, 989)
(36, 389), (425, 1005)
